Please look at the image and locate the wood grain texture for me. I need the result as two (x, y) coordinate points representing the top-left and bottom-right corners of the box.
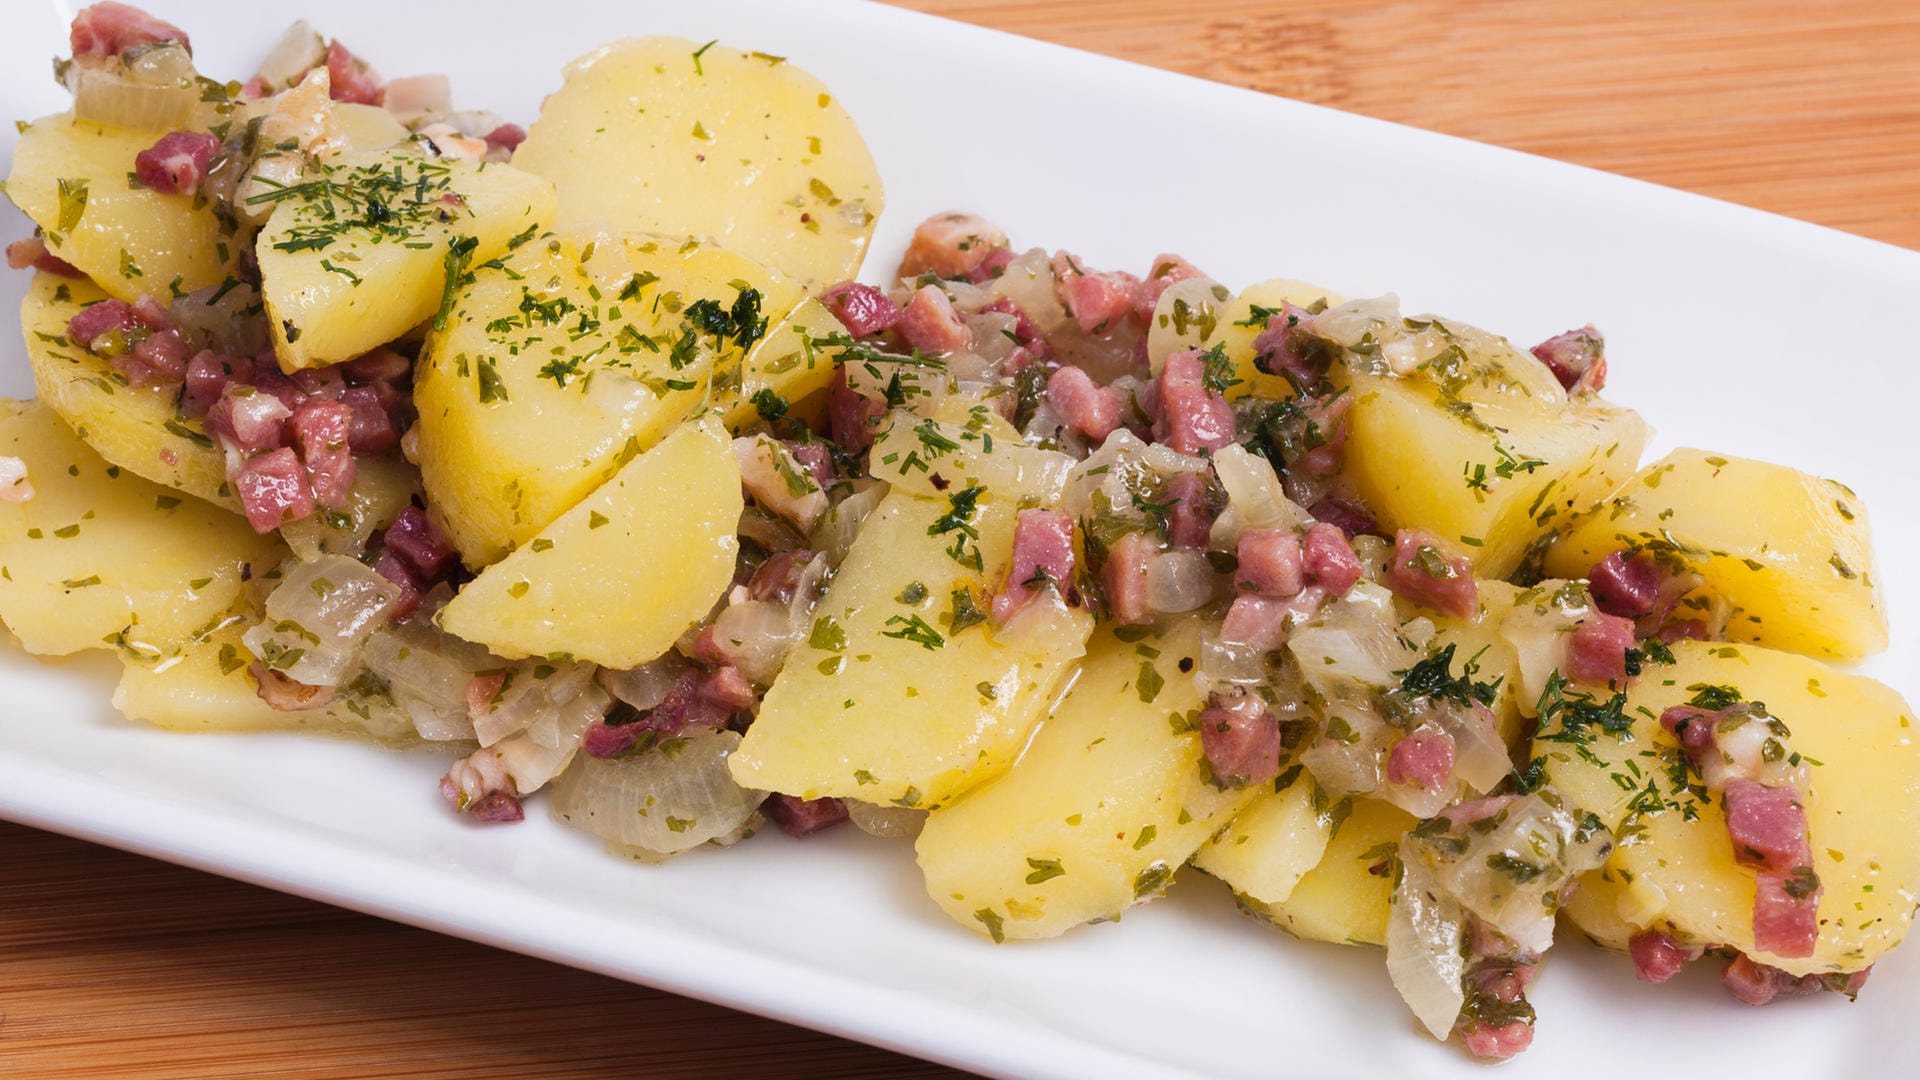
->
(3, 2), (1916, 1077)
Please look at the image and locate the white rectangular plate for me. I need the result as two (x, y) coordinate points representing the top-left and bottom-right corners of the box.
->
(3, 3), (1917, 1077)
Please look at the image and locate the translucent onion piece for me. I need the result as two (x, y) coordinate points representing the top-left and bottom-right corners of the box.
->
(549, 728), (767, 858)
(1209, 444), (1311, 547)
(809, 482), (887, 567)
(737, 505), (805, 553)
(1146, 549), (1217, 614)
(988, 248), (1069, 340)
(1063, 430), (1204, 519)
(493, 682), (609, 794)
(1305, 294), (1400, 351)
(1300, 701), (1391, 799)
(363, 616), (498, 741)
(169, 280), (271, 358)
(243, 555), (399, 687)
(1387, 856), (1469, 1040)
(599, 653), (689, 713)
(1197, 631), (1266, 688)
(846, 800), (926, 839)
(473, 659), (596, 748)
(256, 21), (326, 91)
(1414, 793), (1612, 954)
(1287, 582), (1409, 694)
(1499, 579), (1593, 713)
(1436, 703), (1514, 795)
(67, 52), (200, 129)
(708, 597), (801, 686)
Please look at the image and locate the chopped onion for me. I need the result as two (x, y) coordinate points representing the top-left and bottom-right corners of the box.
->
(1208, 444), (1311, 547)
(1499, 579), (1591, 713)
(737, 505), (805, 553)
(493, 681), (609, 794)
(707, 597), (802, 685)
(363, 618), (496, 741)
(1300, 700), (1391, 799)
(168, 280), (271, 358)
(809, 481), (887, 566)
(1197, 631), (1266, 687)
(988, 248), (1069, 339)
(599, 653), (689, 712)
(1287, 582), (1409, 693)
(549, 728), (767, 858)
(473, 659), (596, 747)
(243, 555), (399, 687)
(1146, 549), (1216, 614)
(66, 47), (199, 129)
(847, 800), (926, 839)
(255, 21), (326, 92)
(963, 311), (1019, 365)
(1437, 702), (1515, 795)
(1411, 792), (1611, 954)
(1386, 856), (1469, 1040)
(1063, 430), (1205, 519)
(1306, 295), (1400, 351)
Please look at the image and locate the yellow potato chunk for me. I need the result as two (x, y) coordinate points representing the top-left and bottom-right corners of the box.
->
(730, 487), (1093, 810)
(6, 113), (241, 301)
(1146, 276), (1348, 403)
(0, 399), (278, 659)
(1333, 325), (1649, 578)
(514, 37), (883, 290)
(1545, 449), (1887, 661)
(21, 272), (231, 507)
(414, 231), (802, 565)
(1264, 797), (1416, 946)
(1192, 768), (1331, 908)
(437, 417), (741, 669)
(916, 619), (1261, 940)
(1536, 639), (1918, 975)
(256, 147), (556, 368)
(115, 624), (411, 740)
(715, 297), (848, 431)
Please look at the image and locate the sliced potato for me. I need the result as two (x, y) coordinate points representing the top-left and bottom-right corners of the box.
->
(6, 113), (242, 301)
(916, 618), (1260, 940)
(1192, 767), (1331, 908)
(1264, 796), (1416, 947)
(20, 272), (231, 507)
(1538, 639), (1918, 975)
(1146, 276), (1349, 402)
(730, 486), (1092, 810)
(414, 231), (802, 564)
(437, 417), (741, 668)
(256, 147), (556, 368)
(1545, 449), (1886, 660)
(0, 399), (278, 658)
(715, 297), (849, 431)
(1332, 321), (1650, 578)
(514, 37), (883, 290)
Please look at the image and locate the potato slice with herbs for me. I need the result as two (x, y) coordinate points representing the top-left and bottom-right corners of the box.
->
(1192, 767), (1333, 911)
(715, 297), (849, 431)
(437, 417), (741, 669)
(1329, 310), (1649, 578)
(1535, 639), (1918, 975)
(0, 399), (278, 659)
(255, 146), (556, 369)
(414, 230), (802, 565)
(917, 618), (1263, 941)
(730, 485), (1093, 810)
(20, 272), (232, 508)
(6, 113), (243, 302)
(514, 37), (883, 290)
(1146, 276), (1349, 402)
(1263, 796), (1416, 947)
(1545, 449), (1887, 660)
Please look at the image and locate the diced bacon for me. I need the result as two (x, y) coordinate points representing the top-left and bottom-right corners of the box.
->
(702, 665), (758, 712)
(1384, 529), (1477, 618)
(1152, 348), (1236, 454)
(0, 456), (35, 503)
(897, 284), (970, 355)
(128, 327), (189, 384)
(980, 297), (1045, 353)
(1293, 392), (1350, 478)
(1133, 253), (1206, 324)
(1197, 688), (1281, 788)
(1565, 612), (1637, 686)
(1628, 929), (1698, 984)
(207, 385), (293, 451)
(1220, 594), (1293, 655)
(1752, 869), (1820, 958)
(181, 351), (253, 417)
(1722, 779), (1812, 875)
(384, 505), (456, 578)
(736, 436), (829, 532)
(583, 665), (757, 758)
(787, 441), (836, 488)
(1052, 251), (1142, 334)
(440, 749), (522, 823)
(344, 345), (411, 384)
(67, 299), (137, 352)
(898, 212), (1008, 280)
(6, 237), (84, 277)
(290, 364), (347, 401)
(240, 76), (267, 100)
(337, 386), (399, 451)
(746, 550), (819, 605)
(1658, 705), (1719, 753)
(1045, 365), (1124, 442)
(484, 123), (526, 154)
(1386, 728), (1455, 793)
(820, 281), (900, 337)
(1235, 529), (1304, 598)
(1250, 303), (1326, 388)
(133, 130), (220, 195)
(1305, 497), (1373, 540)
(1439, 795), (1515, 828)
(827, 368), (884, 451)
(1721, 954), (1869, 1006)
(764, 794), (849, 838)
(70, 2), (189, 57)
(325, 40), (385, 105)
(232, 447), (314, 532)
(964, 245), (1015, 284)
(290, 399), (355, 510)
(1102, 532), (1156, 626)
(1658, 618), (1709, 644)
(1588, 551), (1662, 619)
(465, 672), (507, 725)
(1460, 1021), (1533, 1061)
(992, 510), (1076, 623)
(1530, 325), (1607, 394)
(1163, 470), (1215, 550)
(1300, 522), (1365, 595)
(371, 549), (425, 619)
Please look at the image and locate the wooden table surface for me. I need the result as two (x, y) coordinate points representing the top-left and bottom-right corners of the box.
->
(5, 2), (1918, 1078)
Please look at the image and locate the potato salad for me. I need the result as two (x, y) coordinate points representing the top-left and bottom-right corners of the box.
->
(4, 2), (1914, 1061)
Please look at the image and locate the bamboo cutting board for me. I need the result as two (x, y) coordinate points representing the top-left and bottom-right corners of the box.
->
(3, 2), (1916, 1078)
